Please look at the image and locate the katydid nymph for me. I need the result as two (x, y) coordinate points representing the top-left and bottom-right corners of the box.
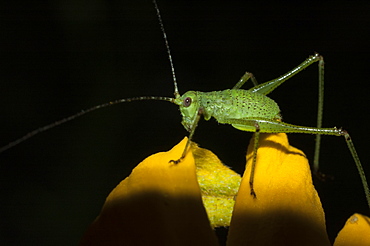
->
(0, 0), (369, 212)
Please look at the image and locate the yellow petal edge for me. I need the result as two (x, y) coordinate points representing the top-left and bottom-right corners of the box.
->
(79, 137), (218, 246)
(334, 213), (370, 246)
(192, 142), (241, 228)
(228, 133), (331, 246)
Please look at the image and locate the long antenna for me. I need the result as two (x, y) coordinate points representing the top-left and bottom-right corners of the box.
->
(0, 96), (175, 153)
(153, 0), (180, 99)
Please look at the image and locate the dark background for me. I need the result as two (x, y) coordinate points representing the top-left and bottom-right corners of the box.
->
(1, 0), (369, 245)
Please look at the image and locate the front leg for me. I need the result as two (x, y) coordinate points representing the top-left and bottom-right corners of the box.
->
(169, 109), (203, 164)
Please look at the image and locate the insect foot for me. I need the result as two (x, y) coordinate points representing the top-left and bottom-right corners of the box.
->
(314, 170), (334, 182)
(250, 182), (257, 199)
(169, 158), (183, 165)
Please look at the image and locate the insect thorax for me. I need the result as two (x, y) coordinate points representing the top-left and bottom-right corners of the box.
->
(198, 89), (281, 123)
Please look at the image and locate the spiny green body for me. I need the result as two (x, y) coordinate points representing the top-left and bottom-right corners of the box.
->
(170, 53), (369, 209)
(175, 89), (280, 132)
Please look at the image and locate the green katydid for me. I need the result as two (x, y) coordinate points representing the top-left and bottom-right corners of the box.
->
(172, 52), (370, 205)
(0, 0), (369, 210)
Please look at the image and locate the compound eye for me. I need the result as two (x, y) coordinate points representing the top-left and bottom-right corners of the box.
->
(183, 97), (192, 107)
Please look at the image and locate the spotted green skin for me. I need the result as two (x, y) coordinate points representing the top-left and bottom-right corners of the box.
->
(175, 89), (281, 132)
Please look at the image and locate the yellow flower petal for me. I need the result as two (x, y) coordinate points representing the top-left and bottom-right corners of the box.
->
(334, 213), (370, 246)
(79, 137), (218, 246)
(192, 142), (241, 228)
(228, 133), (330, 246)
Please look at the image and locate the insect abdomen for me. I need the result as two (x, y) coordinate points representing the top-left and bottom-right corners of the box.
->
(199, 89), (280, 123)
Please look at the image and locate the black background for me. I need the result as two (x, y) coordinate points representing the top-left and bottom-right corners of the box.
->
(1, 0), (370, 245)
